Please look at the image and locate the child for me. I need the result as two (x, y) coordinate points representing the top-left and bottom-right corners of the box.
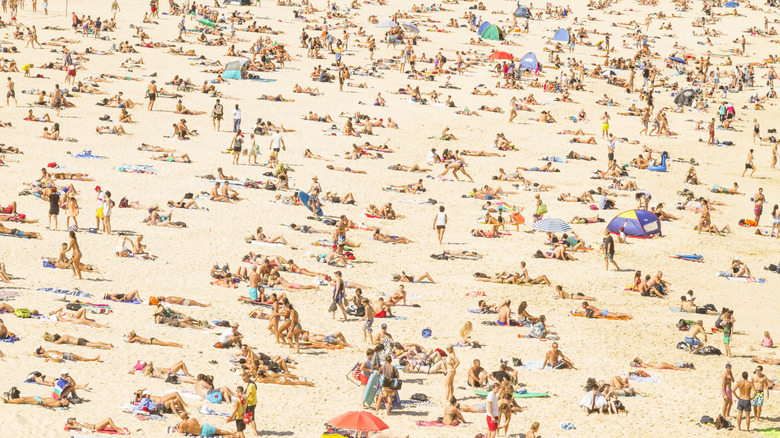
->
(762, 331), (773, 348)
(723, 320), (732, 357)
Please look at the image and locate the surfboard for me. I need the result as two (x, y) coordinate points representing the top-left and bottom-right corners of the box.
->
(472, 390), (549, 398)
(362, 371), (380, 407)
(298, 190), (323, 216)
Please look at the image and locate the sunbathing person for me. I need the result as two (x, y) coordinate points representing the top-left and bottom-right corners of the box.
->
(752, 357), (780, 365)
(103, 290), (142, 302)
(678, 296), (719, 314)
(558, 192), (595, 203)
(385, 179), (424, 193)
(134, 390), (189, 415)
(567, 151), (596, 161)
(393, 272), (436, 283)
(2, 396), (70, 408)
(570, 136), (598, 144)
(65, 418), (125, 433)
(517, 162), (559, 172)
(168, 197), (200, 209)
(260, 94), (294, 102)
(372, 229), (412, 243)
(95, 125), (128, 135)
(570, 214), (605, 224)
(294, 84), (321, 95)
(137, 361), (196, 383)
(581, 301), (631, 319)
(326, 164), (367, 174)
(153, 307), (203, 329)
(554, 285), (596, 300)
(138, 143), (175, 152)
(125, 330), (183, 347)
(33, 346), (100, 362)
(300, 331), (353, 347)
(388, 163), (431, 172)
(710, 183), (743, 195)
(154, 296), (210, 307)
(153, 153), (191, 163)
(25, 109), (52, 122)
(48, 305), (108, 328)
(630, 357), (691, 370)
(303, 148), (332, 161)
(268, 273), (320, 291)
(175, 99), (206, 115)
(0, 224), (41, 238)
(324, 192), (355, 204)
(255, 226), (287, 245)
(535, 245), (576, 261)
(175, 411), (235, 437)
(255, 369), (314, 386)
(47, 333), (114, 349)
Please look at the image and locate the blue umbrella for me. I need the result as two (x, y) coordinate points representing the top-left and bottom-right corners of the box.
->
(401, 23), (419, 33)
(669, 56), (687, 64)
(375, 20), (398, 28)
(531, 218), (571, 233)
(724, 1), (739, 6)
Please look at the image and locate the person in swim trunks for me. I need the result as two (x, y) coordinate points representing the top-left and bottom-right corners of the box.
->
(752, 365), (771, 421)
(722, 363), (734, 417)
(734, 371), (756, 431)
(175, 411), (234, 437)
(542, 342), (576, 370)
(2, 396), (70, 408)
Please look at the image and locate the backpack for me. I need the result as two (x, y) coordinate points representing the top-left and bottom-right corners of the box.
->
(715, 414), (733, 430)
(66, 303), (82, 311)
(700, 415), (715, 424)
(675, 319), (688, 330)
(14, 308), (31, 318)
(410, 393), (428, 401)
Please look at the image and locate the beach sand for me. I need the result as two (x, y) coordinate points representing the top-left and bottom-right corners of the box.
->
(0, 0), (778, 436)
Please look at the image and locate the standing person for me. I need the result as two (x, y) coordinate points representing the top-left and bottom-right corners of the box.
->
(485, 383), (500, 438)
(232, 104), (241, 133)
(338, 66), (349, 92)
(723, 315), (733, 357)
(601, 111), (610, 138)
(212, 98), (224, 131)
(376, 355), (399, 415)
(147, 80), (157, 111)
(7, 77), (17, 107)
(433, 205), (447, 245)
(771, 204), (780, 238)
(94, 186), (105, 233)
(329, 271), (347, 321)
(241, 373), (257, 435)
(734, 371), (756, 431)
(268, 130), (285, 165)
(753, 119), (760, 143)
(753, 188), (765, 226)
(48, 187), (60, 231)
(231, 130), (244, 165)
(707, 118), (715, 145)
(752, 365), (770, 422)
(246, 134), (258, 165)
(359, 298), (374, 344)
(103, 191), (113, 235)
(698, 199), (711, 234)
(443, 345), (459, 402)
(723, 364), (734, 418)
(602, 229), (619, 271)
(66, 193), (79, 230)
(111, 0), (120, 19)
(65, 230), (83, 280)
(532, 193), (544, 223)
(771, 142), (777, 169)
(742, 149), (756, 177)
(228, 386), (246, 438)
(606, 134), (616, 162)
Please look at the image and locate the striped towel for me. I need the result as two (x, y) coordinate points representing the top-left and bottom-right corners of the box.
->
(466, 291), (485, 297)
(52, 377), (68, 399)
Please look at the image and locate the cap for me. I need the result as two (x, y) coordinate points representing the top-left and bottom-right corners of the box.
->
(734, 256), (741, 261)
(312, 176), (318, 180)
(61, 368), (70, 375)
(381, 323), (387, 329)
(500, 358), (508, 363)
(142, 390), (152, 395)
(726, 363), (732, 368)
(94, 185), (101, 191)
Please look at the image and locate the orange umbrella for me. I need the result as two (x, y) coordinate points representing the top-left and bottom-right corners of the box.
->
(327, 411), (389, 433)
(488, 51), (514, 60)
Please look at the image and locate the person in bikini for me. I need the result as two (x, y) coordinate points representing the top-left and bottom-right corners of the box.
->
(581, 301), (631, 319)
(554, 285), (596, 300)
(33, 347), (100, 362)
(2, 396), (70, 408)
(65, 417), (125, 433)
(125, 330), (183, 347)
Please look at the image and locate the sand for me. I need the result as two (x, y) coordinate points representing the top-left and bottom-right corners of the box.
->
(0, 0), (779, 436)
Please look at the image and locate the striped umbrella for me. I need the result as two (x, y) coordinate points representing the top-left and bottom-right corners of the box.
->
(531, 218), (571, 233)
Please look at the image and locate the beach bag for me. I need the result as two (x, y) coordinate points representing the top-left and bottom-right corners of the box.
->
(243, 411), (253, 424)
(213, 342), (226, 349)
(383, 378), (402, 390)
(535, 204), (548, 215)
(410, 393), (428, 401)
(715, 414), (733, 430)
(66, 303), (82, 311)
(14, 308), (31, 318)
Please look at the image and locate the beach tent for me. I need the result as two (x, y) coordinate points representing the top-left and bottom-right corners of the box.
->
(222, 58), (249, 80)
(607, 209), (662, 238)
(674, 88), (697, 106)
(514, 5), (531, 18)
(519, 52), (538, 70)
(477, 21), (492, 35)
(223, 0), (251, 5)
(375, 20), (398, 28)
(724, 1), (739, 6)
(553, 28), (569, 42)
(480, 25), (505, 41)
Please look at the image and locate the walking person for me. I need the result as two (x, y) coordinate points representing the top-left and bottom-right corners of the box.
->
(606, 134), (616, 162)
(742, 149), (756, 177)
(269, 130), (285, 165)
(241, 373), (258, 435)
(212, 98), (223, 131)
(485, 383), (500, 438)
(602, 229), (619, 271)
(103, 191), (113, 235)
(433, 206), (447, 244)
(329, 271), (347, 321)
(231, 130), (244, 165)
(66, 193), (79, 230)
(147, 80), (157, 111)
(232, 104), (241, 133)
(94, 186), (105, 233)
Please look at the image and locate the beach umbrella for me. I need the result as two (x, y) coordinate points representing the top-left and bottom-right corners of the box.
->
(375, 20), (398, 28)
(197, 18), (217, 28)
(328, 411), (389, 433)
(488, 51), (514, 60)
(553, 28), (569, 42)
(669, 56), (687, 64)
(514, 5), (531, 18)
(531, 218), (571, 233)
(601, 69), (618, 77)
(401, 23), (419, 33)
(724, 1), (739, 6)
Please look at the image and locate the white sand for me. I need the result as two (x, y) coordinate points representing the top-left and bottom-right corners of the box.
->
(0, 0), (779, 436)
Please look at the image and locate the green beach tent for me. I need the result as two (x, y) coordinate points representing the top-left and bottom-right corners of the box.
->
(480, 24), (504, 41)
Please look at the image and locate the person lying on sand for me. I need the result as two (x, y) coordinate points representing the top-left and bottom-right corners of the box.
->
(392, 272), (435, 283)
(152, 153), (191, 163)
(65, 418), (125, 433)
(95, 125), (128, 135)
(2, 396), (70, 408)
(300, 331), (353, 347)
(34, 347), (100, 362)
(175, 411), (236, 437)
(581, 301), (631, 319)
(48, 305), (108, 328)
(372, 229), (412, 243)
(152, 296), (210, 307)
(554, 285), (596, 300)
(0, 223), (40, 238)
(135, 361), (197, 383)
(125, 330), (183, 347)
(45, 332), (113, 349)
(103, 290), (142, 302)
(630, 357), (692, 370)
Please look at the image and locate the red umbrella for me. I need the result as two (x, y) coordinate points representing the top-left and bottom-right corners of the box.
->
(489, 51), (513, 60)
(327, 411), (389, 433)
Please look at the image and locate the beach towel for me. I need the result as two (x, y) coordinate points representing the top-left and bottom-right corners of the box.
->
(0, 290), (21, 300)
(118, 164), (157, 174)
(52, 377), (68, 399)
(105, 298), (143, 305)
(37, 287), (92, 298)
(0, 335), (20, 343)
(415, 420), (466, 427)
(300, 342), (344, 350)
(570, 310), (632, 320)
(466, 291), (485, 297)
(629, 375), (662, 384)
(472, 389), (549, 398)
(67, 425), (130, 435)
(756, 428), (780, 438)
(0, 231), (36, 239)
(670, 255), (704, 263)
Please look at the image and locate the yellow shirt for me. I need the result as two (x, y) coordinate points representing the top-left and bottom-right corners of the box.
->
(245, 382), (257, 406)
